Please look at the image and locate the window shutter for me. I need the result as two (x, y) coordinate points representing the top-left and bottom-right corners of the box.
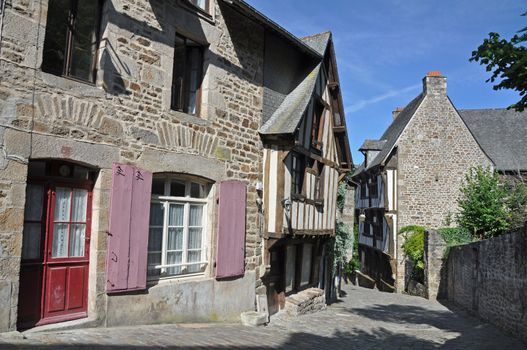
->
(215, 181), (246, 279)
(106, 164), (152, 293)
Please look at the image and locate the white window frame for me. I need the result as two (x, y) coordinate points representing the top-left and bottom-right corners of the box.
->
(148, 175), (211, 280)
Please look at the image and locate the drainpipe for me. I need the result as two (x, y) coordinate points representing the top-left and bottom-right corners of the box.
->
(0, 0), (6, 58)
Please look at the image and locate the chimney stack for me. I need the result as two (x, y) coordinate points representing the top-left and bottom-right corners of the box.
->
(423, 71), (446, 96)
(392, 107), (404, 120)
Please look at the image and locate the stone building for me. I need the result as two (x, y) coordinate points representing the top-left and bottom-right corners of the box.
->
(0, 0), (351, 332)
(352, 71), (527, 292)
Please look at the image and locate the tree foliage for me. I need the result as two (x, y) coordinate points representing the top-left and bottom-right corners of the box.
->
(470, 12), (527, 111)
(458, 168), (512, 239)
(399, 225), (426, 283)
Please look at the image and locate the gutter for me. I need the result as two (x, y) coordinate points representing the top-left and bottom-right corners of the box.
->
(221, 0), (322, 59)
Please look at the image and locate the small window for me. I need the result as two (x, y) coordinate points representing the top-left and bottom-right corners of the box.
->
(291, 153), (306, 196)
(314, 161), (324, 202)
(148, 175), (211, 279)
(42, 0), (102, 83)
(171, 35), (204, 115)
(369, 177), (378, 198)
(311, 100), (325, 150)
(189, 0), (210, 13)
(360, 181), (368, 199)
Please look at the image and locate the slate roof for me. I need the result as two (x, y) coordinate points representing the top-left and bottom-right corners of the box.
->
(459, 108), (527, 171)
(365, 94), (425, 170)
(259, 64), (321, 135)
(359, 140), (386, 151)
(221, 0), (321, 59)
(301, 32), (331, 56)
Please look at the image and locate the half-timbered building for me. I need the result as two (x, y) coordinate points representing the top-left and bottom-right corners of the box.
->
(259, 32), (352, 315)
(0, 0), (351, 332)
(352, 72), (527, 292)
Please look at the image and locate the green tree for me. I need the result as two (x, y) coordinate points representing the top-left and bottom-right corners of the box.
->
(457, 167), (510, 239)
(470, 12), (527, 111)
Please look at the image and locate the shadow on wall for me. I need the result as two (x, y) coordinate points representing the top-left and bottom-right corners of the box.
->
(100, 0), (264, 98)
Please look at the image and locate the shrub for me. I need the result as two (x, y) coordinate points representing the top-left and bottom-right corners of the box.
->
(457, 167), (510, 239)
(399, 225), (426, 283)
(437, 227), (473, 247)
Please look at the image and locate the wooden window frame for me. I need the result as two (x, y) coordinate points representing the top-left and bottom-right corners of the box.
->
(148, 176), (210, 281)
(171, 34), (205, 116)
(291, 153), (306, 197)
(42, 0), (103, 84)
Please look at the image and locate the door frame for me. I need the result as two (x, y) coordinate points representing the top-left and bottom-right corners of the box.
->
(18, 174), (94, 329)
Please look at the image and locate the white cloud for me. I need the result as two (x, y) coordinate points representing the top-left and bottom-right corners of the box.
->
(346, 83), (421, 114)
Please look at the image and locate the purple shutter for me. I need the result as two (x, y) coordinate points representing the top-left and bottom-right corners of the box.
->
(216, 181), (246, 279)
(107, 163), (152, 293)
(107, 164), (134, 292)
(127, 168), (152, 290)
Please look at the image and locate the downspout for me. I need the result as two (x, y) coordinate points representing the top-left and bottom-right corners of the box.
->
(0, 0), (6, 58)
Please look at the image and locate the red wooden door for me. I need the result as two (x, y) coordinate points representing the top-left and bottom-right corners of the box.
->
(18, 182), (92, 328)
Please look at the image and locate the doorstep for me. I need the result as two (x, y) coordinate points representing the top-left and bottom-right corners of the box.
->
(21, 317), (99, 334)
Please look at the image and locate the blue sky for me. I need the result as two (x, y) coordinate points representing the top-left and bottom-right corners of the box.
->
(245, 0), (525, 164)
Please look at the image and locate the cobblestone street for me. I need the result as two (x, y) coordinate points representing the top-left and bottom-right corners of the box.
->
(0, 284), (524, 349)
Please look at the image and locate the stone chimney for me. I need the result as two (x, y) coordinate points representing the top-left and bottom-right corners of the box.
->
(423, 71), (446, 96)
(392, 107), (404, 120)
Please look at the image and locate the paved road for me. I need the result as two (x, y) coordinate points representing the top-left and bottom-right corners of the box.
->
(0, 284), (525, 349)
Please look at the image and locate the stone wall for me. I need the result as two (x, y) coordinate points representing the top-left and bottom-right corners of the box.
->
(0, 0), (265, 331)
(424, 230), (447, 300)
(395, 74), (492, 289)
(443, 228), (527, 343)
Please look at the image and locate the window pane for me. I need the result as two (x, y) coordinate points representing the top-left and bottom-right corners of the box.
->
(301, 244), (313, 286)
(71, 189), (87, 222)
(149, 203), (164, 226)
(151, 178), (165, 196)
(73, 166), (89, 180)
(54, 188), (71, 221)
(52, 223), (69, 257)
(22, 223), (41, 260)
(148, 227), (163, 252)
(169, 204), (184, 226)
(171, 36), (187, 111)
(187, 250), (202, 273)
(187, 47), (201, 114)
(170, 181), (186, 197)
(189, 205), (203, 227)
(190, 182), (204, 198)
(147, 252), (161, 277)
(69, 224), (85, 257)
(24, 184), (44, 221)
(188, 227), (202, 249)
(42, 0), (70, 75)
(69, 1), (99, 81)
(166, 251), (182, 275)
(167, 227), (183, 251)
(285, 245), (296, 293)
